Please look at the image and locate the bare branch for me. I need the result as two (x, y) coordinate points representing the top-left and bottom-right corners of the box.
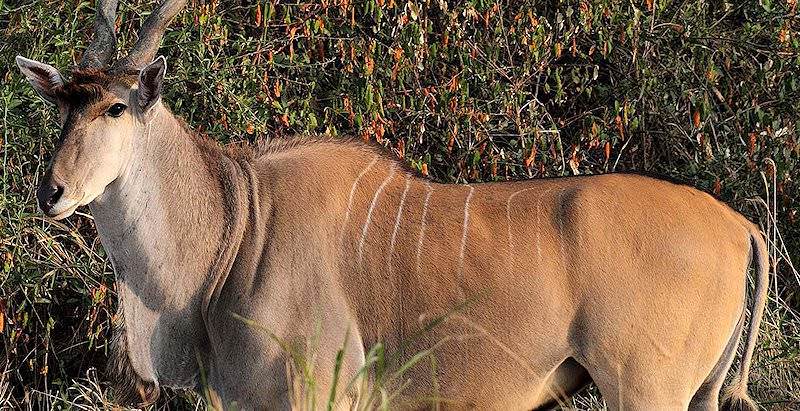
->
(112, 0), (188, 71)
(79, 0), (120, 69)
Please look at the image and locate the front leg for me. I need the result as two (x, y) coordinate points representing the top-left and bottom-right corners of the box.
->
(206, 344), (292, 410)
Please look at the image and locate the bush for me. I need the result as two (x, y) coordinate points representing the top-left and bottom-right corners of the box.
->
(1, 0), (797, 408)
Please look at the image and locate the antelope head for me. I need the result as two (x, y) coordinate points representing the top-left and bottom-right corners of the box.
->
(17, 0), (187, 219)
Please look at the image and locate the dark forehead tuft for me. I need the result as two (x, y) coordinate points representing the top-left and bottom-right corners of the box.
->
(53, 69), (137, 106)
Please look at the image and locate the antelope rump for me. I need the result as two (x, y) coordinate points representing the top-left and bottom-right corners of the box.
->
(17, 0), (768, 410)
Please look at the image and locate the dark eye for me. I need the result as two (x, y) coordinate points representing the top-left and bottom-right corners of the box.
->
(106, 103), (127, 117)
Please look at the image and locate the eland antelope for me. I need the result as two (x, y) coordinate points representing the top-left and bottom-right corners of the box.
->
(17, 0), (768, 409)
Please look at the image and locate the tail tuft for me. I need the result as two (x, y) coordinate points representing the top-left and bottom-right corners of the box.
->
(721, 378), (758, 411)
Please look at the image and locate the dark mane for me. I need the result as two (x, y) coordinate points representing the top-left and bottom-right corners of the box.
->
(170, 113), (424, 178)
(248, 135), (425, 177)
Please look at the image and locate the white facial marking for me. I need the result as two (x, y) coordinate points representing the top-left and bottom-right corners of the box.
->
(388, 176), (411, 275)
(47, 197), (82, 220)
(357, 167), (396, 267)
(457, 185), (475, 295)
(415, 181), (433, 277)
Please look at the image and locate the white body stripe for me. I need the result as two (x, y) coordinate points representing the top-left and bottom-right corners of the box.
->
(338, 157), (379, 251)
(388, 176), (411, 273)
(357, 167), (396, 267)
(414, 181), (433, 277)
(457, 185), (475, 293)
(343, 157), (379, 227)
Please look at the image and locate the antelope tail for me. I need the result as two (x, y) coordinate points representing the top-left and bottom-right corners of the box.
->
(721, 227), (769, 411)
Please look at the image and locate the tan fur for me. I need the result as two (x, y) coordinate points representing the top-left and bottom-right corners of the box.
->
(20, 68), (768, 410)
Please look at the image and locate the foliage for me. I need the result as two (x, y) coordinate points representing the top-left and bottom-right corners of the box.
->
(0, 0), (798, 409)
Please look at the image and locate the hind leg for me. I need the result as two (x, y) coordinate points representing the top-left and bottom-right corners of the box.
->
(588, 366), (694, 411)
(689, 311), (745, 411)
(580, 327), (742, 411)
(574, 350), (694, 410)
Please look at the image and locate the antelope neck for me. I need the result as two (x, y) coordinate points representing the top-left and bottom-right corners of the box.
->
(89, 104), (250, 385)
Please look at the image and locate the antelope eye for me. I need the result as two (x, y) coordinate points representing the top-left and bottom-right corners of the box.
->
(106, 103), (127, 117)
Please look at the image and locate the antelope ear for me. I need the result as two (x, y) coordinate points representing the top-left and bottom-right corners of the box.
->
(137, 56), (167, 113)
(16, 56), (64, 105)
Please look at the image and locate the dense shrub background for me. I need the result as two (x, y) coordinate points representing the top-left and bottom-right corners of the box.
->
(1, 0), (798, 408)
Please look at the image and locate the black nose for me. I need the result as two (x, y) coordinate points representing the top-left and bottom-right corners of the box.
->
(37, 182), (64, 213)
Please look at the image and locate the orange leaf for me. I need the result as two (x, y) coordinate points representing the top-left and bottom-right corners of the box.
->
(343, 95), (355, 125)
(0, 299), (5, 333)
(765, 160), (776, 178)
(524, 145), (537, 168)
(447, 74), (459, 92)
(693, 110), (701, 128)
(778, 26), (790, 44)
(374, 120), (384, 143)
(365, 55), (374, 75)
(393, 47), (404, 61)
(448, 96), (458, 112)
